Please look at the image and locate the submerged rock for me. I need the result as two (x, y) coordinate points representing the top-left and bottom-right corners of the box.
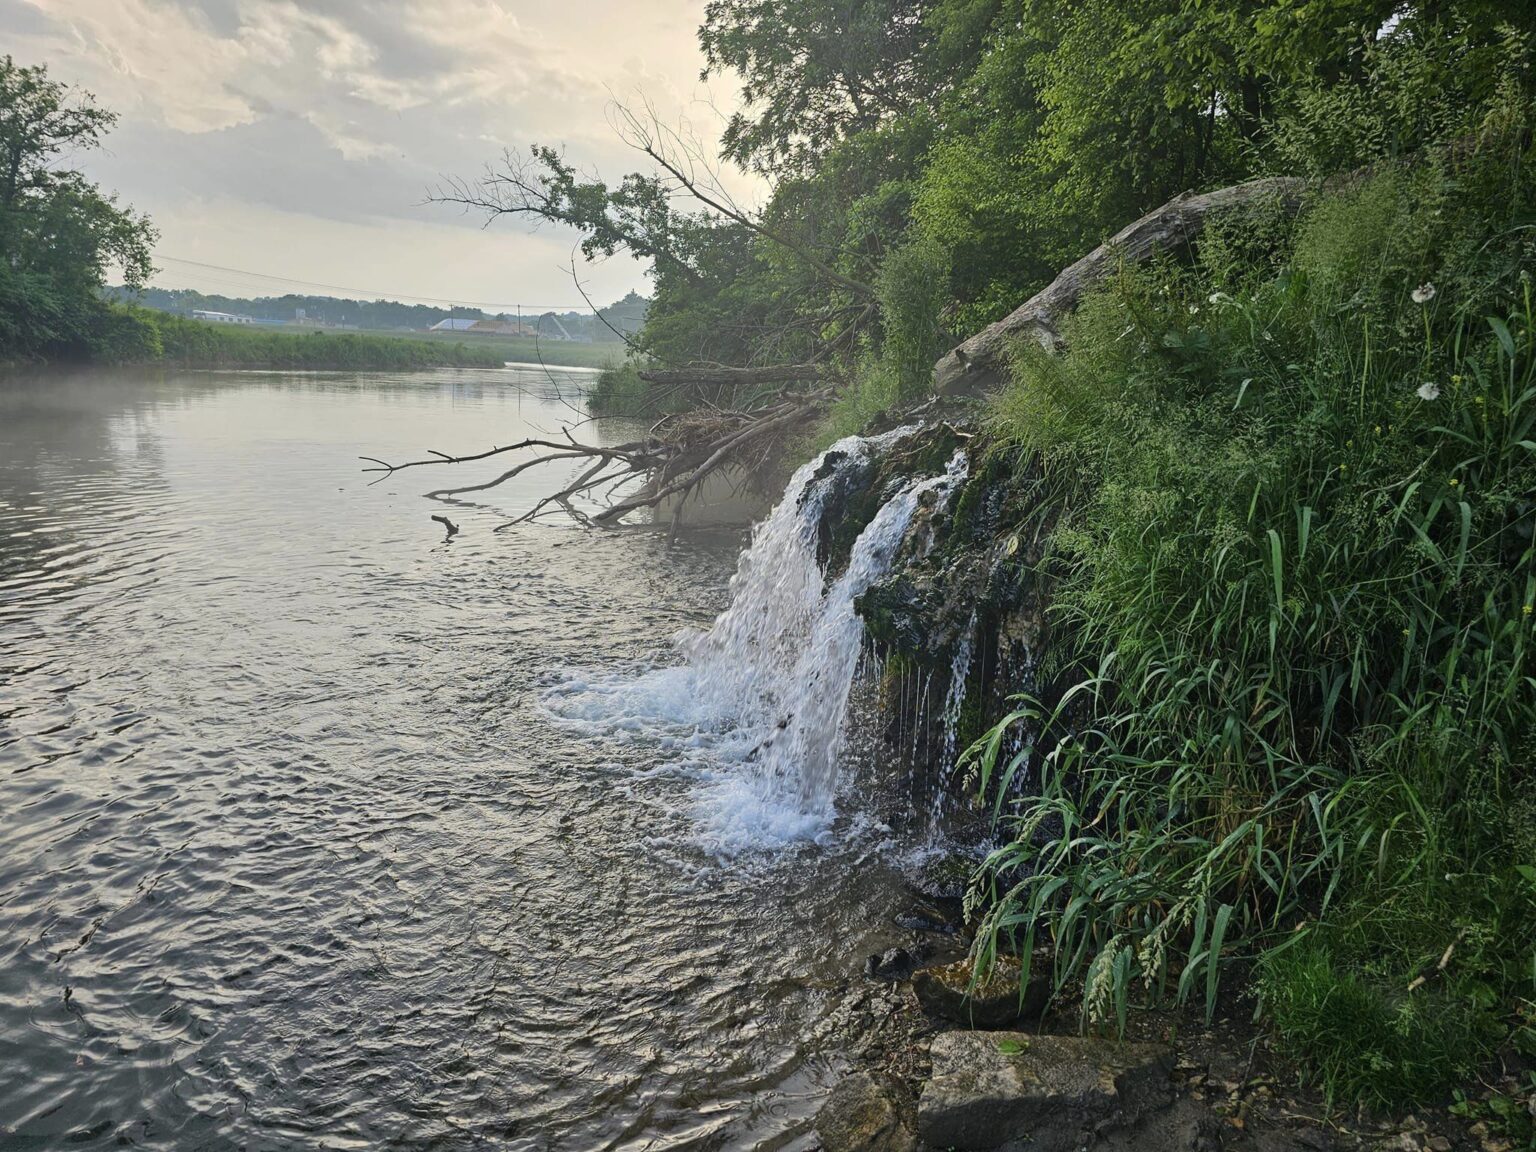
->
(918, 1032), (1174, 1151)
(911, 955), (1048, 1028)
(816, 1071), (917, 1152)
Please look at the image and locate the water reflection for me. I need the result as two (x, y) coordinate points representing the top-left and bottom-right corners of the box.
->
(0, 366), (907, 1151)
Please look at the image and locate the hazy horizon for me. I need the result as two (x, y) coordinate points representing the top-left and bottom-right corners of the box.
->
(2, 0), (758, 312)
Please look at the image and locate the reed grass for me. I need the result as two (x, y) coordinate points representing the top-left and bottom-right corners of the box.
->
(963, 122), (1536, 1108)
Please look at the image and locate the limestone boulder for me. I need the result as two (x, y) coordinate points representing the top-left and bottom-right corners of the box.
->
(918, 1031), (1174, 1151)
(815, 1072), (916, 1152)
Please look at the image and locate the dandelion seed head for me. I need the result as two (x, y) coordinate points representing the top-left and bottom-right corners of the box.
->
(1411, 283), (1437, 304)
(1417, 382), (1441, 401)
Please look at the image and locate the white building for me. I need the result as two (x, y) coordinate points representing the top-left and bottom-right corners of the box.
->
(429, 318), (478, 332)
(191, 309), (256, 325)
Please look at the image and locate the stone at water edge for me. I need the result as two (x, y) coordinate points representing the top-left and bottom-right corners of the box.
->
(815, 1072), (917, 1152)
(918, 1032), (1174, 1151)
(911, 954), (1049, 1028)
(865, 946), (927, 982)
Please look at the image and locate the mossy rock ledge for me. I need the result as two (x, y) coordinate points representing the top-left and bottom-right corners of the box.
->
(911, 955), (1049, 1029)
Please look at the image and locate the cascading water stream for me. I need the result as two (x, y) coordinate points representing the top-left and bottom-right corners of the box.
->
(544, 431), (969, 853)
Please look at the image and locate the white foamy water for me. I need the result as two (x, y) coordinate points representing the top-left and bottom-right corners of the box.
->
(543, 432), (971, 854)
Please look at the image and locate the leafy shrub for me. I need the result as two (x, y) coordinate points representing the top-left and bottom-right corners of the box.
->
(965, 124), (1536, 1107)
(589, 361), (647, 414)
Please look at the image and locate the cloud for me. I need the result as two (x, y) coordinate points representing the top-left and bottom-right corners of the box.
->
(2, 0), (754, 303)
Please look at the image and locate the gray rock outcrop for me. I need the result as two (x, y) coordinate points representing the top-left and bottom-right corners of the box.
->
(918, 1032), (1174, 1151)
(816, 1071), (917, 1152)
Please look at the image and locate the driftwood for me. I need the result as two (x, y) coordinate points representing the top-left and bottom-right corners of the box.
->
(377, 176), (1322, 532)
(932, 176), (1309, 395)
(361, 390), (829, 530)
(637, 363), (825, 386)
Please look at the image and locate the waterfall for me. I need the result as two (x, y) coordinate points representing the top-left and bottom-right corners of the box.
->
(544, 431), (969, 854)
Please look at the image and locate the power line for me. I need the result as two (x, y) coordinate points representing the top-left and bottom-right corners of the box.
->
(153, 255), (609, 313)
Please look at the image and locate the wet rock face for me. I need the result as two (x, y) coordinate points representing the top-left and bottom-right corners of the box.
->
(814, 424), (967, 579)
(815, 1071), (917, 1152)
(864, 946), (928, 982)
(851, 432), (1063, 785)
(911, 955), (1049, 1029)
(919, 1032), (1175, 1151)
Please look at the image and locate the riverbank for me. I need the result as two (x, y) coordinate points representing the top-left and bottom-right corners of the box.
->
(820, 943), (1516, 1152)
(147, 312), (510, 369)
(4, 306), (630, 372)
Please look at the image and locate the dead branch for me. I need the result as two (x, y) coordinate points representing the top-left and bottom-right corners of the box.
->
(637, 363), (825, 386)
(362, 390), (831, 531)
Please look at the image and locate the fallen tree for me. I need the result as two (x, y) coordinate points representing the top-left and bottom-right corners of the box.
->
(360, 388), (830, 531)
(931, 176), (1309, 394)
(371, 177), (1313, 531)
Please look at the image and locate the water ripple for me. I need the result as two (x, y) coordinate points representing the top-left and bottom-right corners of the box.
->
(0, 368), (909, 1151)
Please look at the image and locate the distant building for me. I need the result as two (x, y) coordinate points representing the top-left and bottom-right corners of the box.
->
(467, 319), (535, 336)
(192, 309), (255, 325)
(429, 318), (478, 332)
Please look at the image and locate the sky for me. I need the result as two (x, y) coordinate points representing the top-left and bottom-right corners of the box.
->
(3, 0), (755, 312)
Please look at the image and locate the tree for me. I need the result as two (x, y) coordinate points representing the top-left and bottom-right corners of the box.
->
(0, 56), (156, 361)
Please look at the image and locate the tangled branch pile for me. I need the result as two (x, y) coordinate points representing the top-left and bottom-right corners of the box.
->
(360, 387), (830, 530)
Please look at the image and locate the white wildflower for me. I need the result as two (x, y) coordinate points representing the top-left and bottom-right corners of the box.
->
(1411, 283), (1437, 304)
(1417, 381), (1441, 401)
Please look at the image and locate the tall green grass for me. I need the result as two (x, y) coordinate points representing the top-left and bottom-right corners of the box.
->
(143, 312), (507, 369)
(963, 123), (1536, 1107)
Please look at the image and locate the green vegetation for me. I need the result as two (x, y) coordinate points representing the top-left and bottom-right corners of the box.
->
(590, 362), (654, 414)
(460, 0), (1536, 415)
(403, 331), (620, 370)
(142, 312), (506, 370)
(964, 115), (1536, 1107)
(470, 6), (1536, 1107)
(0, 55), (155, 364)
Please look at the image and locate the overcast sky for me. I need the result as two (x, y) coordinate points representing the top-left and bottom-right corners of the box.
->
(4, 0), (752, 311)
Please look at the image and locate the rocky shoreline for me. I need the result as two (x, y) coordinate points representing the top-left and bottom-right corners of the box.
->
(813, 913), (1512, 1152)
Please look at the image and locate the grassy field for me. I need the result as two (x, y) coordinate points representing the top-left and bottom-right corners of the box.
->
(401, 331), (627, 369)
(103, 309), (632, 371)
(147, 316), (504, 369)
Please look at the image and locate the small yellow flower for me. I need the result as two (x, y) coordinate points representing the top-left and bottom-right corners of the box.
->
(1449, 478), (1460, 488)
(1476, 396), (1486, 406)
(1402, 628), (1412, 636)
(1346, 439), (1354, 448)
(1374, 425), (1383, 435)
(1451, 374), (1464, 386)
(1338, 463), (1348, 473)
(1524, 605), (1533, 617)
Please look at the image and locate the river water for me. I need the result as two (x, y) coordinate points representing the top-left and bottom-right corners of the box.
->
(0, 367), (919, 1151)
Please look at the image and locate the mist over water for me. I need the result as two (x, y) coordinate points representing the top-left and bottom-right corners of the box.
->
(0, 367), (918, 1151)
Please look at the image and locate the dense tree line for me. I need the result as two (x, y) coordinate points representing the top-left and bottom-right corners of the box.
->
(454, 0), (1536, 405)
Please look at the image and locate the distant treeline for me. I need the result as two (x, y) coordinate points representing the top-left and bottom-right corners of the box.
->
(108, 286), (649, 343)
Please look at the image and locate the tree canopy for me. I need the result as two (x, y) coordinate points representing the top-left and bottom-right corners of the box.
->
(447, 0), (1536, 402)
(0, 55), (156, 362)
